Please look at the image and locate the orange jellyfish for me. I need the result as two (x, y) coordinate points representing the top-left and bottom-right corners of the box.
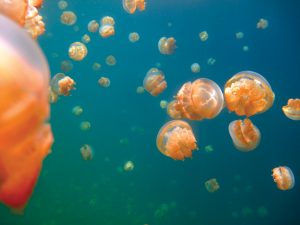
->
(50, 73), (76, 98)
(167, 100), (182, 119)
(158, 37), (176, 55)
(156, 120), (198, 160)
(272, 166), (295, 190)
(60, 11), (77, 25)
(129, 32), (140, 43)
(87, 20), (99, 33)
(205, 178), (220, 193)
(68, 42), (88, 61)
(224, 71), (275, 117)
(80, 144), (94, 160)
(98, 77), (111, 88)
(143, 68), (167, 96)
(122, 0), (146, 14)
(99, 16), (115, 38)
(0, 14), (53, 211)
(282, 98), (300, 120)
(105, 55), (117, 66)
(228, 118), (261, 151)
(174, 78), (224, 120)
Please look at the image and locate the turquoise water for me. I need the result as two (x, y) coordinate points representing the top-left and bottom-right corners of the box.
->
(1, 0), (300, 225)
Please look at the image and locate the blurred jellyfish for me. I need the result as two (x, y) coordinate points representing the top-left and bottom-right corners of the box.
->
(87, 20), (99, 33)
(92, 62), (101, 71)
(143, 68), (167, 96)
(80, 121), (91, 131)
(158, 37), (176, 55)
(50, 73), (76, 96)
(72, 106), (83, 116)
(191, 63), (200, 73)
(98, 77), (111, 88)
(119, 138), (129, 145)
(160, 100), (168, 109)
(199, 31), (208, 41)
(242, 45), (249, 52)
(60, 60), (73, 72)
(105, 55), (117, 66)
(156, 120), (198, 160)
(122, 0), (146, 14)
(224, 71), (275, 117)
(60, 11), (77, 25)
(129, 32), (140, 43)
(207, 57), (216, 65)
(80, 144), (94, 160)
(81, 34), (91, 44)
(205, 178), (220, 193)
(167, 100), (182, 119)
(99, 16), (115, 38)
(257, 18), (268, 29)
(0, 14), (53, 211)
(123, 161), (135, 172)
(136, 86), (145, 94)
(174, 78), (224, 120)
(235, 32), (244, 39)
(272, 166), (295, 190)
(282, 98), (300, 120)
(257, 206), (268, 218)
(204, 145), (214, 153)
(73, 25), (80, 32)
(68, 42), (88, 61)
(228, 118), (261, 151)
(58, 0), (68, 10)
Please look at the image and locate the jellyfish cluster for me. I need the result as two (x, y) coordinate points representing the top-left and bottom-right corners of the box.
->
(99, 16), (115, 38)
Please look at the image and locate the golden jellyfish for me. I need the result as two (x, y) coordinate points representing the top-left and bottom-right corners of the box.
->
(228, 118), (261, 151)
(0, 14), (53, 211)
(175, 78), (224, 120)
(272, 166), (295, 190)
(87, 20), (99, 33)
(80, 144), (94, 160)
(60, 59), (73, 72)
(122, 0), (146, 14)
(224, 71), (275, 117)
(257, 18), (268, 29)
(199, 31), (208, 42)
(92, 62), (101, 71)
(156, 120), (198, 160)
(105, 55), (117, 66)
(98, 77), (111, 88)
(205, 178), (220, 193)
(191, 63), (200, 73)
(158, 37), (177, 55)
(136, 86), (145, 94)
(99, 16), (115, 38)
(167, 100), (182, 119)
(60, 11), (77, 25)
(129, 32), (140, 43)
(68, 42), (88, 61)
(58, 0), (68, 10)
(72, 105), (83, 116)
(81, 34), (91, 44)
(50, 73), (76, 96)
(143, 68), (167, 96)
(282, 98), (300, 120)
(80, 121), (91, 131)
(123, 161), (135, 172)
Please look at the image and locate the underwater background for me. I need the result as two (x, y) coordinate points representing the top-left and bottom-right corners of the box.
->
(1, 0), (300, 224)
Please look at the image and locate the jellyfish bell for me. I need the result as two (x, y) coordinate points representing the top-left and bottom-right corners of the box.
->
(167, 100), (182, 119)
(224, 71), (275, 117)
(143, 68), (167, 96)
(123, 0), (146, 14)
(156, 120), (198, 160)
(98, 77), (111, 88)
(228, 118), (261, 151)
(272, 166), (295, 190)
(68, 42), (88, 61)
(205, 178), (220, 193)
(60, 11), (77, 25)
(87, 20), (99, 33)
(80, 144), (94, 160)
(158, 37), (176, 55)
(282, 98), (300, 120)
(50, 73), (76, 96)
(0, 14), (53, 211)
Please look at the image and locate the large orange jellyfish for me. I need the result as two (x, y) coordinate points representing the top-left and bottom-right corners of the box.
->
(228, 118), (261, 151)
(122, 0), (146, 14)
(0, 15), (53, 212)
(272, 166), (295, 190)
(143, 68), (167, 96)
(156, 120), (198, 160)
(282, 98), (300, 120)
(224, 71), (275, 117)
(173, 78), (224, 120)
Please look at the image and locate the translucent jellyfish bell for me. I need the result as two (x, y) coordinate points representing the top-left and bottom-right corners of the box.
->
(272, 166), (295, 190)
(282, 98), (300, 120)
(143, 68), (167, 96)
(0, 14), (53, 211)
(158, 37), (176, 55)
(123, 0), (146, 14)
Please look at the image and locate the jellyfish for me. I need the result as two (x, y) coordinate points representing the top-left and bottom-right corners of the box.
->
(0, 14), (53, 211)
(224, 71), (275, 117)
(72, 106), (83, 116)
(242, 45), (249, 52)
(205, 178), (220, 193)
(228, 118), (261, 151)
(158, 37), (176, 55)
(272, 166), (295, 190)
(80, 121), (91, 131)
(204, 145), (214, 153)
(81, 34), (91, 44)
(160, 100), (168, 109)
(156, 120), (198, 160)
(207, 57), (216, 65)
(174, 78), (224, 120)
(167, 100), (183, 119)
(123, 161), (135, 172)
(191, 63), (200, 73)
(98, 77), (111, 88)
(80, 144), (94, 160)
(60, 60), (73, 72)
(236, 32), (244, 39)
(99, 16), (115, 38)
(136, 86), (145, 94)
(199, 31), (208, 41)
(68, 42), (88, 61)
(87, 20), (99, 33)
(92, 62), (101, 71)
(129, 32), (140, 43)
(50, 73), (76, 97)
(60, 11), (77, 25)
(282, 98), (300, 120)
(122, 0), (146, 14)
(58, 0), (68, 10)
(257, 18), (268, 29)
(143, 68), (167, 96)
(105, 55), (117, 66)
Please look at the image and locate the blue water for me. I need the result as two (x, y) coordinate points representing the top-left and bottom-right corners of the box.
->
(1, 0), (300, 224)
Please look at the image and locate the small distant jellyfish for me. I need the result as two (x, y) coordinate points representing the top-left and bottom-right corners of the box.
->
(92, 62), (101, 71)
(158, 37), (177, 55)
(122, 0), (146, 14)
(73, 25), (80, 32)
(228, 118), (261, 151)
(98, 77), (111, 88)
(204, 145), (214, 153)
(207, 57), (216, 65)
(81, 34), (91, 44)
(87, 20), (99, 33)
(72, 106), (83, 116)
(160, 100), (168, 109)
(136, 86), (145, 94)
(243, 45), (249, 52)
(282, 98), (300, 120)
(68, 42), (88, 61)
(60, 11), (77, 25)
(50, 73), (76, 96)
(99, 16), (115, 38)
(105, 55), (116, 66)
(123, 161), (134, 172)
(205, 178), (220, 193)
(129, 32), (140, 43)
(167, 100), (182, 119)
(199, 31), (208, 42)
(60, 60), (73, 72)
(236, 32), (244, 39)
(58, 0), (68, 10)
(257, 18), (268, 29)
(143, 68), (167, 96)
(80, 121), (91, 131)
(80, 144), (94, 160)
(272, 166), (295, 190)
(156, 120), (198, 160)
(191, 63), (200, 73)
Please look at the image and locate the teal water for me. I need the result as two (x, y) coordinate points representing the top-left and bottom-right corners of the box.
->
(1, 0), (300, 225)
